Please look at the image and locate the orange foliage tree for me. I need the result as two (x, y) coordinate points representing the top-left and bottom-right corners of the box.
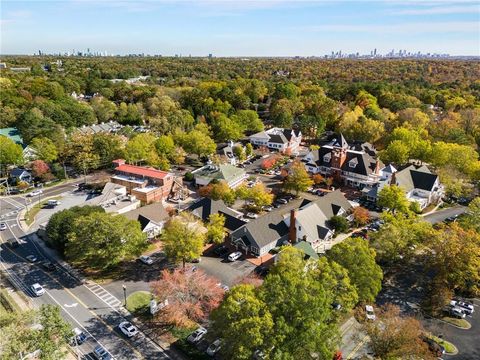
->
(352, 206), (370, 226)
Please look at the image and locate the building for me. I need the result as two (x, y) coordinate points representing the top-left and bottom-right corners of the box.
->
(230, 190), (352, 257)
(192, 163), (248, 189)
(84, 182), (140, 214)
(76, 121), (123, 135)
(188, 198), (246, 233)
(303, 133), (382, 188)
(122, 202), (170, 239)
(249, 127), (302, 154)
(217, 141), (245, 166)
(111, 160), (176, 204)
(9, 168), (32, 183)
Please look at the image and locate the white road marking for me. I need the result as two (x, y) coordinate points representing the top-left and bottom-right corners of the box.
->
(64, 302), (78, 308)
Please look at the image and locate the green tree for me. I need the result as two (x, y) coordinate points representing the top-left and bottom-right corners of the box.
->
(380, 140), (410, 165)
(0, 136), (23, 170)
(245, 143), (253, 157)
(125, 133), (157, 165)
(328, 237), (383, 303)
(231, 109), (264, 133)
(283, 160), (314, 195)
(177, 129), (217, 158)
(460, 197), (480, 232)
(377, 185), (410, 214)
(64, 133), (100, 175)
(30, 137), (58, 163)
(46, 205), (104, 254)
(237, 183), (274, 208)
(154, 134), (175, 159)
(66, 212), (148, 269)
(92, 133), (125, 164)
(211, 113), (244, 142)
(329, 215), (349, 233)
(207, 213), (226, 244)
(161, 213), (206, 267)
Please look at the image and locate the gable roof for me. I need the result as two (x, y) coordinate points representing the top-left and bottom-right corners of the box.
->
(332, 133), (348, 148)
(188, 198), (245, 232)
(395, 164), (438, 192)
(115, 164), (171, 180)
(267, 133), (288, 144)
(123, 202), (170, 228)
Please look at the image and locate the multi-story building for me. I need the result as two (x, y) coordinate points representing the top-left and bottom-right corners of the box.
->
(303, 134), (382, 188)
(249, 127), (302, 154)
(111, 159), (175, 204)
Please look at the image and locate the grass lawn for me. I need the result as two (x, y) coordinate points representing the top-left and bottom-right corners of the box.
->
(429, 335), (457, 354)
(126, 291), (152, 315)
(441, 316), (471, 329)
(24, 196), (62, 226)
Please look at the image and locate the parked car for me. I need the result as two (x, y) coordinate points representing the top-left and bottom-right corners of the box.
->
(189, 257), (201, 263)
(139, 255), (154, 265)
(93, 345), (112, 360)
(214, 245), (229, 257)
(255, 265), (270, 277)
(206, 339), (222, 356)
(31, 283), (45, 296)
(118, 321), (138, 337)
(26, 255), (38, 262)
(263, 205), (273, 212)
(187, 327), (207, 344)
(0, 223), (6, 231)
(277, 198), (288, 205)
(47, 199), (61, 207)
(227, 251), (242, 262)
(365, 305), (376, 320)
(72, 327), (88, 345)
(41, 261), (56, 271)
(451, 300), (474, 315)
(448, 306), (466, 319)
(27, 189), (43, 197)
(246, 212), (259, 219)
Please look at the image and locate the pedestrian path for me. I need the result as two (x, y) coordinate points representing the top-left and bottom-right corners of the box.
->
(84, 282), (123, 308)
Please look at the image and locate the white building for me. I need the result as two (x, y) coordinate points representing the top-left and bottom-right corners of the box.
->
(249, 128), (302, 154)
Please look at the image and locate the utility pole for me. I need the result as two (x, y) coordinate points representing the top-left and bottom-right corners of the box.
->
(122, 285), (127, 307)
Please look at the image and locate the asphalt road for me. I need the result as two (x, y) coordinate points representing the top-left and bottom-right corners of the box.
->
(423, 205), (467, 224)
(0, 183), (172, 360)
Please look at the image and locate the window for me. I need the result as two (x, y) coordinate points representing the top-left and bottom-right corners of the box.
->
(251, 246), (259, 255)
(349, 158), (358, 168)
(323, 153), (331, 163)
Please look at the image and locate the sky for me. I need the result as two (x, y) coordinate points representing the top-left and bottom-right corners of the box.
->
(1, 0), (479, 56)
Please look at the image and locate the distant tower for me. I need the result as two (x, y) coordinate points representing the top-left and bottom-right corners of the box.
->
(374, 48), (377, 56)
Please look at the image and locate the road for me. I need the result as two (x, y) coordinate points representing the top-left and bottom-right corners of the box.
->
(0, 182), (173, 360)
(423, 205), (467, 224)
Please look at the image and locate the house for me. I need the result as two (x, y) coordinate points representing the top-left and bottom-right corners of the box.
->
(187, 198), (246, 233)
(303, 133), (382, 188)
(76, 121), (123, 135)
(9, 168), (32, 183)
(217, 141), (245, 166)
(361, 164), (397, 202)
(392, 164), (443, 209)
(249, 127), (302, 154)
(192, 163), (248, 189)
(111, 160), (177, 204)
(123, 202), (170, 239)
(84, 182), (140, 214)
(230, 190), (352, 257)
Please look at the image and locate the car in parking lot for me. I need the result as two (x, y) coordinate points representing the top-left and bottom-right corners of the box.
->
(118, 321), (138, 337)
(139, 255), (154, 265)
(27, 189), (43, 197)
(365, 305), (376, 320)
(41, 261), (56, 271)
(255, 265), (270, 277)
(448, 306), (466, 318)
(214, 245), (229, 257)
(246, 212), (259, 219)
(227, 251), (242, 262)
(187, 327), (207, 344)
(276, 198), (288, 205)
(93, 345), (112, 360)
(262, 205), (273, 212)
(72, 327), (88, 345)
(206, 339), (222, 356)
(451, 300), (474, 315)
(0, 223), (6, 231)
(26, 255), (38, 262)
(31, 283), (45, 296)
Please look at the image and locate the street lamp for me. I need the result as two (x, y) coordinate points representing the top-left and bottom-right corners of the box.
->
(122, 285), (127, 307)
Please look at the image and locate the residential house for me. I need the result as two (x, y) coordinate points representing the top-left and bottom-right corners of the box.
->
(217, 141), (245, 166)
(9, 168), (32, 183)
(84, 182), (140, 214)
(392, 164), (443, 209)
(303, 133), (382, 188)
(111, 160), (177, 204)
(188, 198), (246, 233)
(192, 163), (248, 189)
(76, 121), (123, 135)
(249, 127), (302, 154)
(230, 190), (352, 257)
(123, 202), (170, 239)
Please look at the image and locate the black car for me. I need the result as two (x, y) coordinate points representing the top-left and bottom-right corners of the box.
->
(214, 245), (229, 257)
(255, 265), (270, 277)
(41, 261), (56, 271)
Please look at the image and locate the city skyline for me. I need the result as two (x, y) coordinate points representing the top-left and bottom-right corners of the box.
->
(1, 0), (479, 56)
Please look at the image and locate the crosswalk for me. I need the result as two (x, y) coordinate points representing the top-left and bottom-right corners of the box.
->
(85, 282), (123, 308)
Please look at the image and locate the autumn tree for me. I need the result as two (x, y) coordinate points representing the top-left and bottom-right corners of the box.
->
(151, 268), (225, 327)
(362, 304), (434, 360)
(328, 237), (383, 303)
(312, 173), (324, 185)
(351, 206), (370, 227)
(283, 160), (314, 195)
(64, 133), (100, 175)
(237, 183), (274, 208)
(207, 213), (226, 244)
(30, 160), (50, 179)
(161, 213), (206, 267)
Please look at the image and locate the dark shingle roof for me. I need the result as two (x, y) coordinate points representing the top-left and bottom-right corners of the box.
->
(188, 198), (245, 232)
(410, 170), (438, 191)
(123, 202), (170, 230)
(268, 133), (288, 144)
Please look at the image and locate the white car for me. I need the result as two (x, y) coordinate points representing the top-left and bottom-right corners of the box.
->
(263, 206), (273, 212)
(365, 305), (376, 320)
(31, 283), (45, 296)
(28, 190), (43, 197)
(246, 212), (258, 219)
(227, 251), (242, 262)
(451, 300), (474, 315)
(139, 255), (154, 265)
(0, 223), (7, 231)
(206, 339), (222, 356)
(26, 255), (38, 262)
(118, 321), (138, 337)
(187, 327), (207, 344)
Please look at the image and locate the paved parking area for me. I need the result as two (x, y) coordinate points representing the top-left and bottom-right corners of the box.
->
(196, 254), (256, 287)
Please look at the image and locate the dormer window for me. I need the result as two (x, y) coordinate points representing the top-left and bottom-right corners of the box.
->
(323, 153), (331, 163)
(349, 158), (358, 168)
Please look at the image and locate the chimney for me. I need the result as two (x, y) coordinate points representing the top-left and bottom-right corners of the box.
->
(374, 159), (380, 175)
(289, 209), (297, 243)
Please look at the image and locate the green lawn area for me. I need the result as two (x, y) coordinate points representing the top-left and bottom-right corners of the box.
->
(429, 335), (457, 354)
(24, 196), (62, 226)
(441, 316), (471, 329)
(126, 291), (152, 315)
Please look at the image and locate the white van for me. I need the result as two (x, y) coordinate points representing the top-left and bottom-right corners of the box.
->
(47, 200), (61, 207)
(227, 251), (242, 262)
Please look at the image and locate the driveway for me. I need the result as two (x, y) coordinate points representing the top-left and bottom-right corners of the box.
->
(423, 205), (467, 224)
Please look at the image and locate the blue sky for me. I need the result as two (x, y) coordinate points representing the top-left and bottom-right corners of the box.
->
(1, 1), (479, 56)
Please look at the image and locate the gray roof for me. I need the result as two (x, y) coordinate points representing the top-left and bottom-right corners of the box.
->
(394, 164), (438, 192)
(188, 198), (246, 232)
(123, 202), (170, 227)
